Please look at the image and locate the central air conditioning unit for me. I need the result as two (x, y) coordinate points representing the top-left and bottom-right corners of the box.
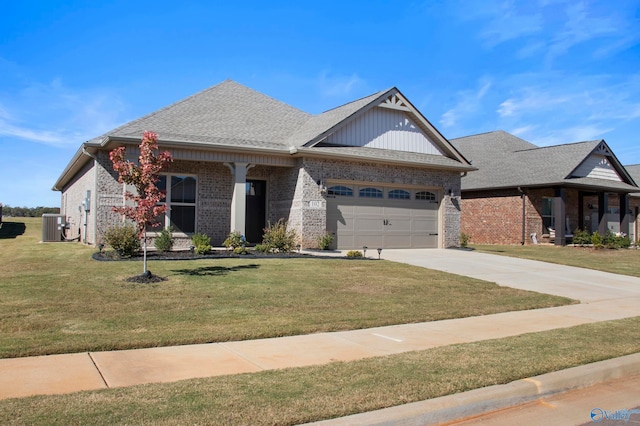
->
(42, 214), (67, 242)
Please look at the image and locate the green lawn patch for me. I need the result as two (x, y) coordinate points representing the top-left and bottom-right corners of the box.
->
(2, 317), (639, 425)
(473, 243), (640, 277)
(0, 218), (575, 358)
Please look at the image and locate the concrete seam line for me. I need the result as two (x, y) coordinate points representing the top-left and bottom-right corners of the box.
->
(87, 352), (110, 389)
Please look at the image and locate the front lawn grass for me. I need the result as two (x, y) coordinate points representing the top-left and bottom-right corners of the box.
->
(0, 218), (575, 358)
(2, 317), (639, 425)
(473, 243), (640, 277)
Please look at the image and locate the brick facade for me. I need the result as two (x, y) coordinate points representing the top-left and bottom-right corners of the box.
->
(462, 187), (640, 245)
(64, 147), (463, 249)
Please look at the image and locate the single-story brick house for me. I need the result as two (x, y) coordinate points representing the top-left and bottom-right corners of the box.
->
(626, 164), (640, 241)
(449, 131), (639, 245)
(53, 80), (474, 250)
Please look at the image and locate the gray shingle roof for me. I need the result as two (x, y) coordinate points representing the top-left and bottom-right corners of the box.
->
(109, 80), (312, 148)
(450, 130), (638, 192)
(625, 164), (640, 197)
(55, 80), (473, 191)
(284, 90), (389, 147)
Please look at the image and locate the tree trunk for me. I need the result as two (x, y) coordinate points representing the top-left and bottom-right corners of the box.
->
(143, 230), (148, 275)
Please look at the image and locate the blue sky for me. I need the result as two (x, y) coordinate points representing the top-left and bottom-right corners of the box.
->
(1, 0), (639, 207)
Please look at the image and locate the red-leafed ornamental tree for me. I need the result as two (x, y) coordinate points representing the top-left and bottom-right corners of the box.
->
(110, 131), (173, 277)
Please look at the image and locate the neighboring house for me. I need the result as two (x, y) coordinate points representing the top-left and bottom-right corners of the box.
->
(625, 164), (640, 242)
(449, 131), (639, 245)
(53, 80), (474, 250)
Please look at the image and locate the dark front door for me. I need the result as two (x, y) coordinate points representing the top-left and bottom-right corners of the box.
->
(245, 180), (266, 244)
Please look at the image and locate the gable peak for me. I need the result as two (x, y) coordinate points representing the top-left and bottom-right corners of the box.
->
(378, 92), (411, 112)
(594, 140), (612, 156)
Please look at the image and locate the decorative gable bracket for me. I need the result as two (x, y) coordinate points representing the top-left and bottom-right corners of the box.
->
(378, 94), (411, 112)
(594, 141), (612, 157)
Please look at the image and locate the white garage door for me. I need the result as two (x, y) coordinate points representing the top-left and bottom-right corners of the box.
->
(326, 184), (440, 249)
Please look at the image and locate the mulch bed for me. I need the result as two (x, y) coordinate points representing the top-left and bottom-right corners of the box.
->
(92, 249), (315, 262)
(93, 249), (352, 283)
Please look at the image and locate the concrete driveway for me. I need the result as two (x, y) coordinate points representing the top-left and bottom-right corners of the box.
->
(380, 248), (640, 303)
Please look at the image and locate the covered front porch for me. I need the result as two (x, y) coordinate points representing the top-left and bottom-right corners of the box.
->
(538, 187), (635, 245)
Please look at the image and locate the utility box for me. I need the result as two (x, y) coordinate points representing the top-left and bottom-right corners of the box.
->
(42, 214), (66, 242)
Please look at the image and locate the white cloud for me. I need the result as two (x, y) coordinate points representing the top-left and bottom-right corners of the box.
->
(534, 124), (613, 146)
(497, 88), (570, 118)
(0, 119), (63, 144)
(440, 79), (492, 128)
(478, 2), (544, 47)
(440, 110), (458, 128)
(452, 0), (638, 65)
(511, 125), (537, 138)
(545, 2), (621, 62)
(0, 80), (127, 147)
(317, 71), (366, 98)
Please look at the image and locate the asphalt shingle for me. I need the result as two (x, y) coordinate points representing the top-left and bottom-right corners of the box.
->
(450, 131), (638, 192)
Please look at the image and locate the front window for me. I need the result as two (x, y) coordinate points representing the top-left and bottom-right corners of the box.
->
(148, 174), (197, 233)
(542, 197), (554, 232)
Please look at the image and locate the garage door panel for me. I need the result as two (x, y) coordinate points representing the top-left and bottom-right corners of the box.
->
(412, 234), (438, 247)
(386, 236), (410, 249)
(355, 217), (384, 233)
(411, 218), (437, 232)
(387, 218), (411, 232)
(327, 186), (440, 250)
(355, 234), (384, 249)
(354, 204), (383, 216)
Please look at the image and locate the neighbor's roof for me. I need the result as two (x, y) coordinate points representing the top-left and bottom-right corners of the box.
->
(54, 80), (473, 190)
(625, 164), (640, 197)
(450, 130), (639, 193)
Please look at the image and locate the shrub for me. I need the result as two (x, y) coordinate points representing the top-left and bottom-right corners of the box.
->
(233, 246), (249, 255)
(223, 231), (245, 250)
(604, 231), (631, 249)
(591, 231), (604, 249)
(191, 232), (211, 255)
(254, 243), (270, 253)
(572, 228), (591, 246)
(154, 227), (174, 252)
(317, 232), (334, 250)
(105, 223), (140, 257)
(346, 250), (363, 258)
(460, 232), (471, 248)
(262, 219), (298, 253)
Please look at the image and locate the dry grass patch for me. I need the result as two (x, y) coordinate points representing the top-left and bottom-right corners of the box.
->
(1, 317), (639, 425)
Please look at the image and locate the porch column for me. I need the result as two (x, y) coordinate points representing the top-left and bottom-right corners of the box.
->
(226, 162), (249, 236)
(554, 188), (566, 246)
(620, 193), (630, 236)
(598, 192), (608, 235)
(578, 192), (584, 230)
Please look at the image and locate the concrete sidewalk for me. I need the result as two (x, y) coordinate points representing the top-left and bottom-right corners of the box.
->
(1, 248), (639, 423)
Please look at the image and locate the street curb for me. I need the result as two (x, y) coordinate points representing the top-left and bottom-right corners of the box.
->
(305, 352), (640, 426)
